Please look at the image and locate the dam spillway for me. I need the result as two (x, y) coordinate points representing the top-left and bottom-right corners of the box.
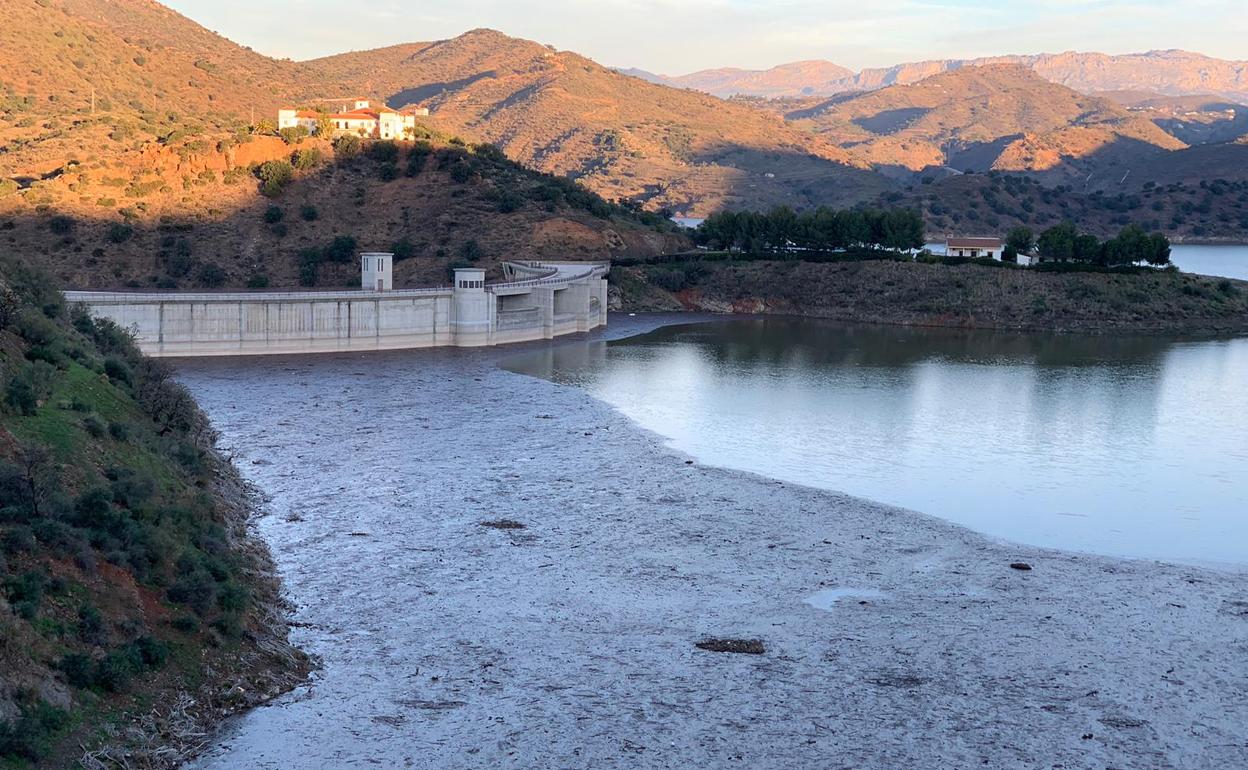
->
(64, 261), (609, 357)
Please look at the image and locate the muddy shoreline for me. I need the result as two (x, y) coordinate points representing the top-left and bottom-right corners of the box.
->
(172, 314), (1247, 769)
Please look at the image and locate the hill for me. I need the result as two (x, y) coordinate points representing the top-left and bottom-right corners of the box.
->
(665, 61), (855, 99)
(301, 29), (886, 215)
(657, 50), (1248, 103)
(787, 66), (1186, 183)
(0, 255), (307, 766)
(0, 127), (689, 290)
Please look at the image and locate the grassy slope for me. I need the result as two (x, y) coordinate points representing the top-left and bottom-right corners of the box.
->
(614, 257), (1248, 334)
(0, 257), (306, 768)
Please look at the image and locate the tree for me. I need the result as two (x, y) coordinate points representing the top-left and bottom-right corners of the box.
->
(315, 113), (333, 137)
(1037, 223), (1077, 261)
(1005, 226), (1034, 255)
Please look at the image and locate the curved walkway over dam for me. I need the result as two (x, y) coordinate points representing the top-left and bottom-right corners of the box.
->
(65, 261), (609, 358)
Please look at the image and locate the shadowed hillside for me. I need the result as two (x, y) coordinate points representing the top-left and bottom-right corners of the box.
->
(301, 29), (888, 215)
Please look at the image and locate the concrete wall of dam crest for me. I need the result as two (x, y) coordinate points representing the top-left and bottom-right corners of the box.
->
(65, 260), (609, 358)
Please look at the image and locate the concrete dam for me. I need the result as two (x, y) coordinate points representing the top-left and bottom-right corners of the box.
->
(65, 260), (609, 357)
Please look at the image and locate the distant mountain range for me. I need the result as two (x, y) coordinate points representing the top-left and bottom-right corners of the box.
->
(647, 50), (1248, 104)
(3, 0), (1248, 264)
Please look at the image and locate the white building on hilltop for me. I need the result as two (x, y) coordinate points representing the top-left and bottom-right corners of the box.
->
(277, 100), (430, 141)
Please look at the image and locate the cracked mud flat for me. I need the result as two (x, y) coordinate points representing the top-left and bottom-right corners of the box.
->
(179, 315), (1248, 769)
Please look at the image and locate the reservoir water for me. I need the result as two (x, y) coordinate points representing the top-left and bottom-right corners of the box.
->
(505, 320), (1248, 565)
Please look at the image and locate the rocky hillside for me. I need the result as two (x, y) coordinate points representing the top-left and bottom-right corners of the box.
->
(785, 66), (1186, 182)
(302, 29), (886, 215)
(0, 255), (307, 767)
(661, 50), (1248, 103)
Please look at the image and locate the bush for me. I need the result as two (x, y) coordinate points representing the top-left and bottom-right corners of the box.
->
(263, 205), (284, 224)
(458, 239), (483, 262)
(333, 134), (362, 158)
(103, 355), (132, 386)
(325, 235), (357, 263)
(49, 215), (75, 235)
(1, 527), (35, 555)
(299, 204), (318, 221)
(196, 263), (227, 287)
(246, 273), (269, 289)
(257, 160), (294, 197)
(107, 223), (134, 243)
(392, 238), (416, 261)
(107, 421), (130, 442)
(82, 414), (106, 437)
(60, 653), (95, 688)
(292, 148), (323, 170)
(278, 126), (309, 144)
(378, 163), (399, 182)
(367, 141), (400, 164)
(0, 701), (68, 761)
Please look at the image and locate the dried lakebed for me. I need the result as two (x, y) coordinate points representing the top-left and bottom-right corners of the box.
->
(180, 316), (1248, 769)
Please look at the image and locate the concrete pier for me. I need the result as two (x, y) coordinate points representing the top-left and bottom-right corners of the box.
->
(65, 261), (609, 357)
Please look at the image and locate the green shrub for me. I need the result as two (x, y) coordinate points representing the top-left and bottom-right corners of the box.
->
(0, 700), (69, 761)
(196, 263), (227, 287)
(367, 141), (399, 164)
(263, 205), (284, 224)
(292, 148), (323, 170)
(278, 126), (309, 145)
(107, 222), (134, 243)
(299, 204), (318, 221)
(392, 238), (416, 261)
(333, 134), (362, 158)
(107, 421), (130, 442)
(257, 160), (294, 197)
(325, 235), (357, 263)
(60, 653), (95, 688)
(103, 355), (132, 386)
(246, 273), (269, 289)
(82, 414), (106, 437)
(49, 215), (75, 235)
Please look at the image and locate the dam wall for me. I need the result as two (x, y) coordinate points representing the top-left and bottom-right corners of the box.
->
(66, 261), (609, 358)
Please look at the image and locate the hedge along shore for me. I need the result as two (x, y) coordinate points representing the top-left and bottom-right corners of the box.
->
(173, 314), (1248, 769)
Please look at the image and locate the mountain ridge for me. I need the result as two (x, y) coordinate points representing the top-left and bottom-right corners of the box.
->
(661, 49), (1248, 103)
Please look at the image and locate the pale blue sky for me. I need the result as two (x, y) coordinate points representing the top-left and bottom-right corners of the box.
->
(164, 0), (1246, 73)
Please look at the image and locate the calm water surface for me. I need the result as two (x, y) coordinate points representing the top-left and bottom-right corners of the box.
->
(506, 320), (1248, 565)
(1171, 244), (1248, 280)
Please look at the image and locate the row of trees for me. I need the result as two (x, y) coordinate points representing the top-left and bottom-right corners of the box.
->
(695, 207), (926, 254)
(1007, 224), (1171, 267)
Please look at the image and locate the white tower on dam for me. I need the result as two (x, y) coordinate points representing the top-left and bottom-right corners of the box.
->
(64, 258), (609, 357)
(361, 252), (393, 292)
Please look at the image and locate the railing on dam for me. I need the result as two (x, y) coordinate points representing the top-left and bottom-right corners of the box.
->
(64, 286), (453, 304)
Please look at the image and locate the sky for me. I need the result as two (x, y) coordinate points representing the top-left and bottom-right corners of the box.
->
(163, 0), (1247, 74)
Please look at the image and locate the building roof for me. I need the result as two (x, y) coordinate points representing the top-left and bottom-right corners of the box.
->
(946, 237), (1003, 249)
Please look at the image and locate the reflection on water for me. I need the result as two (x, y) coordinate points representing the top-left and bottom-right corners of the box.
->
(505, 320), (1248, 564)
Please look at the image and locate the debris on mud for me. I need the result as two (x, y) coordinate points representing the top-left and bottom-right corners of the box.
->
(1010, 562), (1034, 571)
(480, 519), (526, 530)
(695, 638), (765, 655)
